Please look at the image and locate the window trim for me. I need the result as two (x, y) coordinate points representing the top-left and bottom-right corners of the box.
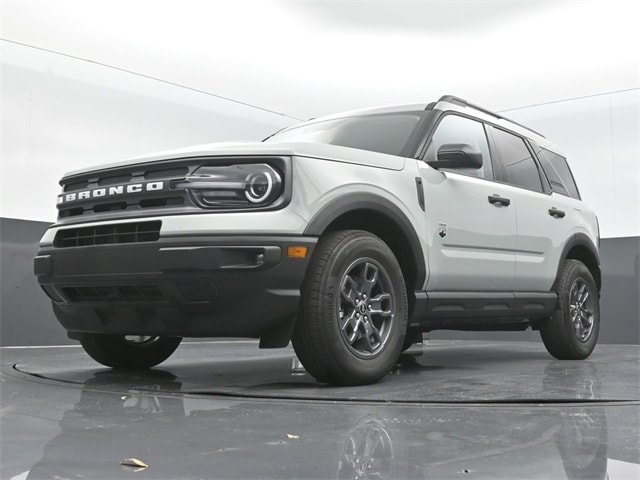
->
(530, 141), (582, 200)
(485, 124), (548, 194)
(418, 111), (498, 181)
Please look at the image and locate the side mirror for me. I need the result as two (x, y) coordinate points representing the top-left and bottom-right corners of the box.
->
(427, 143), (483, 170)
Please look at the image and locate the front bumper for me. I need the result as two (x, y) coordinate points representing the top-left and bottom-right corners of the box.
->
(34, 235), (316, 346)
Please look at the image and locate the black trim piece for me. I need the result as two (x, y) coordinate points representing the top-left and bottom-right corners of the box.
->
(555, 233), (601, 290)
(415, 177), (425, 211)
(548, 207), (566, 218)
(524, 138), (554, 196)
(409, 291), (428, 327)
(405, 110), (441, 158)
(488, 194), (511, 206)
(303, 193), (426, 290)
(35, 235), (317, 345)
(34, 255), (52, 275)
(159, 245), (282, 271)
(410, 291), (557, 327)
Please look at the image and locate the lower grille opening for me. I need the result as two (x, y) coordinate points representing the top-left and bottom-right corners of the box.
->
(54, 221), (161, 248)
(61, 285), (165, 303)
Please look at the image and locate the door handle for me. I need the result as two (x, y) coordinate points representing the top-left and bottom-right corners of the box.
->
(548, 207), (566, 218)
(488, 194), (511, 206)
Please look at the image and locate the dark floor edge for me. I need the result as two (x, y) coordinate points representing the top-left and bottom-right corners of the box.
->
(9, 364), (639, 408)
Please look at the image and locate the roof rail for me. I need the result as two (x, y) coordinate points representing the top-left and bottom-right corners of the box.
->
(437, 95), (545, 138)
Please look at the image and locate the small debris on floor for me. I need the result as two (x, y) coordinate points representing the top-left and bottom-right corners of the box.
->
(121, 458), (149, 470)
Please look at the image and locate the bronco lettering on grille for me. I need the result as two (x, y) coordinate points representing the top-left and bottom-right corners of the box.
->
(58, 181), (165, 204)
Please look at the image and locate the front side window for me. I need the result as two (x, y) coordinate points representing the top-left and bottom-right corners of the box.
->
(424, 114), (493, 179)
(490, 127), (543, 192)
(265, 112), (424, 157)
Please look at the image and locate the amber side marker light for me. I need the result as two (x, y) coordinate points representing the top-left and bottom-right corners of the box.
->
(287, 246), (308, 258)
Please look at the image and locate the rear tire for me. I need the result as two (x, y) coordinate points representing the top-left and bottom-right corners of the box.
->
(292, 230), (407, 385)
(541, 260), (599, 360)
(80, 334), (182, 369)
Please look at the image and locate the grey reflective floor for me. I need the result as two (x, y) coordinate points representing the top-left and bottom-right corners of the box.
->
(1, 340), (639, 479)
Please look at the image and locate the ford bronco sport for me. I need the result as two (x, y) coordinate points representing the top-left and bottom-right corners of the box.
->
(34, 95), (601, 385)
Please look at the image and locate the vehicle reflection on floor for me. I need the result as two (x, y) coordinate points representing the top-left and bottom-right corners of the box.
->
(24, 359), (611, 479)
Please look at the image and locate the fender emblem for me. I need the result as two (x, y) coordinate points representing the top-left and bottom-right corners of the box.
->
(438, 223), (448, 239)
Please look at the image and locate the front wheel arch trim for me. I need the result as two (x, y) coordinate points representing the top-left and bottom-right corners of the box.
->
(303, 193), (427, 290)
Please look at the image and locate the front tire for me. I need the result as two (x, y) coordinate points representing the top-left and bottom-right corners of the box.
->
(401, 328), (423, 352)
(80, 334), (182, 369)
(292, 230), (408, 385)
(541, 259), (599, 360)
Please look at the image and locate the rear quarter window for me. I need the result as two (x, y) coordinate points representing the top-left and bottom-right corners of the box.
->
(538, 148), (581, 199)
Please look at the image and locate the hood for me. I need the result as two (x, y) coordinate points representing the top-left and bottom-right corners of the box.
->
(61, 141), (406, 180)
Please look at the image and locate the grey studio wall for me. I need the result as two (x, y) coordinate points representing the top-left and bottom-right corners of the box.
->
(1, 41), (639, 346)
(0, 41), (296, 346)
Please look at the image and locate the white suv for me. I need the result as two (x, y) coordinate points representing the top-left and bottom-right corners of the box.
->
(34, 95), (601, 385)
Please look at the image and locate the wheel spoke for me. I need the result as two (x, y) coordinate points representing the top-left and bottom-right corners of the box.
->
(580, 290), (589, 307)
(580, 309), (593, 328)
(341, 311), (362, 344)
(577, 285), (588, 306)
(574, 319), (584, 338)
(360, 262), (379, 296)
(341, 275), (359, 307)
(361, 318), (382, 353)
(363, 430), (383, 458)
(368, 293), (393, 317)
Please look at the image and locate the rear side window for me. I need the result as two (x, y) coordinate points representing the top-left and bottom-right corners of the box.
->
(490, 127), (543, 192)
(538, 148), (581, 199)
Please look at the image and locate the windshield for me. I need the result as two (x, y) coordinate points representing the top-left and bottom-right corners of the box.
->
(265, 112), (424, 157)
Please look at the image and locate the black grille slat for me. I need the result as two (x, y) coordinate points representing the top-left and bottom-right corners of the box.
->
(54, 221), (161, 248)
(144, 166), (189, 180)
(58, 197), (186, 218)
(98, 173), (132, 186)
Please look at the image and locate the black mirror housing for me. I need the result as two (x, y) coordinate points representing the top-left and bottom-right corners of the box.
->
(427, 143), (483, 170)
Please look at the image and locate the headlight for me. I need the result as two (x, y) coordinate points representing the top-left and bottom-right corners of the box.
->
(174, 163), (284, 209)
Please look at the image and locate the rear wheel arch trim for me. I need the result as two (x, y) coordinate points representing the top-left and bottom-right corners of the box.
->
(303, 193), (427, 290)
(557, 234), (601, 291)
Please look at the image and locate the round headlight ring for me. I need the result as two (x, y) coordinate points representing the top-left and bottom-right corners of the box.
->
(245, 171), (274, 204)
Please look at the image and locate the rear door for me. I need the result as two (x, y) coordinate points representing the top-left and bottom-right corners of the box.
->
(419, 114), (517, 291)
(487, 126), (575, 291)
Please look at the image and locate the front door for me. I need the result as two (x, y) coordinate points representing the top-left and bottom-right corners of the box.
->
(420, 114), (517, 291)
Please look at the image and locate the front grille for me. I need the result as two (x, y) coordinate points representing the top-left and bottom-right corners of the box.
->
(60, 285), (164, 302)
(57, 162), (195, 220)
(58, 196), (186, 219)
(54, 221), (161, 248)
